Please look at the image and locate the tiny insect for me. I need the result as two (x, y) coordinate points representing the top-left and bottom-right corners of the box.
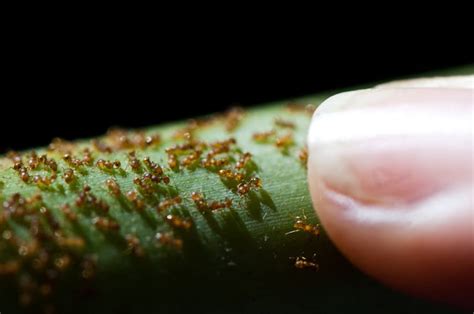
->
(181, 150), (201, 168)
(128, 151), (141, 171)
(201, 156), (229, 168)
(17, 240), (39, 257)
(96, 159), (113, 170)
(142, 157), (153, 168)
(145, 134), (161, 147)
(92, 217), (120, 231)
(63, 153), (72, 163)
(249, 177), (262, 188)
(164, 214), (192, 229)
(126, 190), (145, 210)
(274, 118), (295, 129)
(133, 176), (155, 194)
(48, 137), (75, 153)
(153, 164), (164, 175)
(63, 153), (83, 168)
(252, 130), (275, 142)
(75, 186), (110, 212)
(125, 234), (145, 257)
(126, 190), (138, 201)
(60, 204), (78, 221)
(157, 196), (182, 213)
(218, 169), (245, 182)
(7, 151), (22, 163)
(13, 161), (23, 170)
(82, 148), (94, 166)
(165, 143), (193, 154)
(105, 179), (121, 196)
(38, 154), (48, 164)
(143, 157), (164, 176)
(54, 254), (72, 271)
(75, 188), (90, 207)
(40, 206), (61, 231)
(275, 133), (294, 149)
(286, 102), (316, 115)
(294, 256), (319, 271)
(33, 173), (57, 187)
(56, 236), (85, 250)
(218, 169), (233, 178)
(298, 146), (308, 166)
(212, 137), (236, 148)
(27, 151), (39, 169)
(155, 232), (183, 250)
(190, 192), (209, 211)
(224, 107), (244, 131)
(209, 198), (233, 211)
(208, 138), (236, 156)
(106, 128), (130, 148)
(47, 159), (58, 171)
(191, 191), (203, 202)
(236, 183), (250, 195)
(63, 168), (75, 184)
(91, 139), (112, 153)
(20, 169), (30, 183)
(167, 153), (178, 170)
(235, 152), (252, 170)
(26, 193), (43, 205)
(236, 177), (262, 196)
(285, 209), (320, 237)
(173, 128), (193, 141)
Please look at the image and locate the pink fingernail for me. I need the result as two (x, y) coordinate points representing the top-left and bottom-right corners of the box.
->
(308, 87), (472, 207)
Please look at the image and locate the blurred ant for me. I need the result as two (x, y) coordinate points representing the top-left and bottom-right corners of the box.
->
(290, 253), (319, 270)
(285, 208), (320, 238)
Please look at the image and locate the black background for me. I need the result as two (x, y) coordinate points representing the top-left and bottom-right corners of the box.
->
(1, 39), (472, 153)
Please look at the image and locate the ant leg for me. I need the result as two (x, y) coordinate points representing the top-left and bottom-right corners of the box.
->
(285, 229), (301, 236)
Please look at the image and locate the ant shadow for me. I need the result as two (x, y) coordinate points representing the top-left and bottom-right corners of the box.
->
(75, 168), (89, 176)
(242, 188), (277, 222)
(258, 189), (276, 211)
(219, 209), (257, 254)
(194, 205), (256, 255)
(136, 207), (159, 230)
(168, 207), (207, 261)
(200, 211), (225, 237)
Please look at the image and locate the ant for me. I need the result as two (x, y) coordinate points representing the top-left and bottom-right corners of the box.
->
(155, 232), (183, 250)
(157, 196), (182, 213)
(164, 214), (192, 230)
(275, 133), (294, 149)
(298, 146), (308, 166)
(125, 234), (145, 257)
(285, 209), (320, 238)
(63, 168), (75, 184)
(291, 254), (319, 271)
(105, 179), (121, 196)
(252, 130), (275, 142)
(274, 118), (295, 129)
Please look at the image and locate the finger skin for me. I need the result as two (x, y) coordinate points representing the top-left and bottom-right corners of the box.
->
(307, 76), (474, 308)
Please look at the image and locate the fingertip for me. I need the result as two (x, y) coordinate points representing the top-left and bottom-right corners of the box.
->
(307, 80), (474, 308)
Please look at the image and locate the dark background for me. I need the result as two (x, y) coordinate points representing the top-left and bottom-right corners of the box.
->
(1, 42), (472, 153)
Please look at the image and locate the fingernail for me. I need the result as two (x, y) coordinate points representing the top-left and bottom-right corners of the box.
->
(307, 87), (472, 207)
(375, 75), (473, 89)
